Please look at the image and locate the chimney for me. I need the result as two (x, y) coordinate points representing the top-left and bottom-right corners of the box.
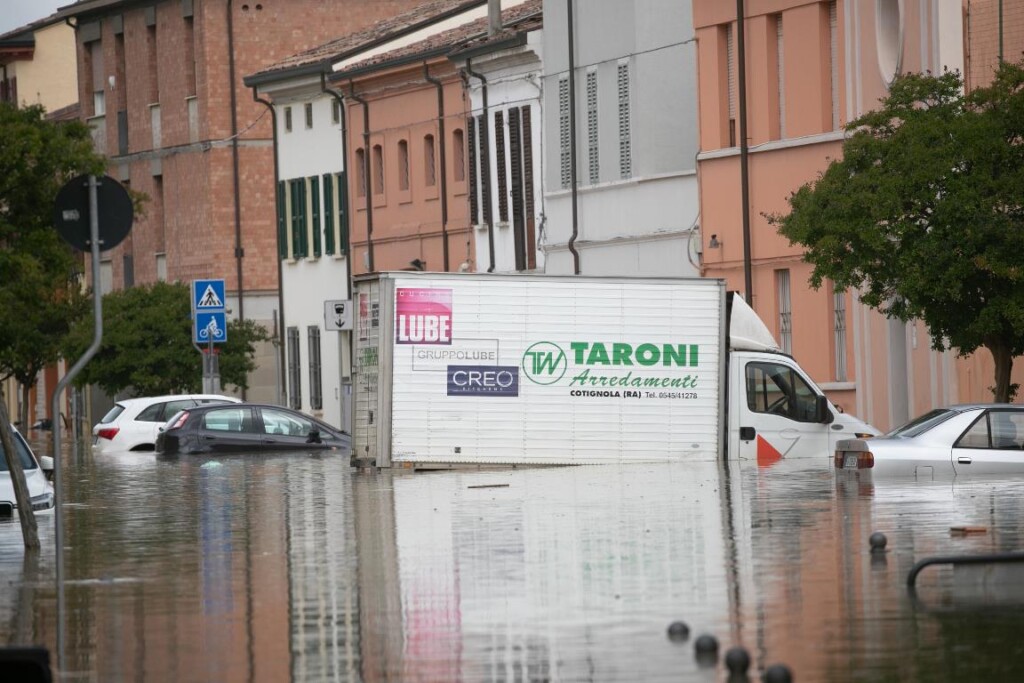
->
(488, 0), (502, 35)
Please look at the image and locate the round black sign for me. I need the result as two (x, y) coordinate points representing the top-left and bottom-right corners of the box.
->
(52, 174), (134, 252)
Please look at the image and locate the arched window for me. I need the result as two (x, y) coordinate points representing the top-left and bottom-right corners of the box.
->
(398, 139), (410, 191)
(372, 144), (384, 195)
(424, 134), (436, 187)
(452, 128), (465, 182)
(355, 148), (366, 197)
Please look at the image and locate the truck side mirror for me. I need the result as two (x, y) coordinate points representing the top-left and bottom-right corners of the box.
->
(816, 395), (833, 424)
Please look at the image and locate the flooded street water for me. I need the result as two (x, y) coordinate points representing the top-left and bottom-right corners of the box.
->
(3, 439), (1024, 682)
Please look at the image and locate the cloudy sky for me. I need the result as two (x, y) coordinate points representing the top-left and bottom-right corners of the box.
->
(1, 0), (68, 36)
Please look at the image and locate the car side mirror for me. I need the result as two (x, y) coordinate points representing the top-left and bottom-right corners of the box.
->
(39, 455), (55, 479)
(307, 428), (322, 444)
(816, 395), (833, 424)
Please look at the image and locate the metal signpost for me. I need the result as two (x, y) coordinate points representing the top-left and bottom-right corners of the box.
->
(51, 174), (133, 673)
(192, 279), (227, 393)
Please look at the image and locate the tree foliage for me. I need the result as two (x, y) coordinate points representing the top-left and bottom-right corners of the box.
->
(0, 103), (105, 420)
(63, 281), (272, 397)
(771, 63), (1024, 402)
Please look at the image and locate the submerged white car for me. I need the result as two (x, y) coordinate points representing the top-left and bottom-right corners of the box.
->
(1, 427), (55, 518)
(835, 404), (1024, 478)
(93, 394), (241, 453)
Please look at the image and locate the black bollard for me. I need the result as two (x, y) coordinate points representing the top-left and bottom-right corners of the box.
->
(725, 646), (751, 675)
(667, 621), (690, 642)
(869, 531), (887, 553)
(694, 634), (719, 655)
(764, 663), (793, 683)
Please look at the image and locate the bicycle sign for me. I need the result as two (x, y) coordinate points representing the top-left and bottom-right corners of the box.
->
(194, 311), (227, 344)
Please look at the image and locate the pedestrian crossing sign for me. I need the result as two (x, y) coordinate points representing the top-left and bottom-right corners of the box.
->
(193, 279), (226, 311)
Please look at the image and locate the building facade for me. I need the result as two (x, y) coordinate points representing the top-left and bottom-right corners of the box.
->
(0, 14), (78, 113)
(61, 0), (421, 406)
(541, 0), (701, 277)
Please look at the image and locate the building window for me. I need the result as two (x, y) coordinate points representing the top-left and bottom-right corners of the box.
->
(559, 76), (571, 188)
(830, 1), (839, 130)
(276, 180), (288, 259)
(305, 102), (313, 129)
(89, 41), (105, 116)
(147, 23), (159, 103)
(100, 259), (114, 296)
(452, 128), (465, 182)
(424, 134), (436, 187)
(308, 326), (322, 410)
(356, 146), (368, 194)
(508, 106), (534, 271)
(726, 23), (736, 147)
(332, 99), (341, 125)
(184, 16), (196, 97)
(398, 140), (410, 191)
(123, 254), (134, 288)
(372, 144), (384, 195)
(833, 289), (848, 381)
(310, 175), (321, 257)
(776, 14), (785, 139)
(289, 178), (308, 258)
(495, 111), (508, 223)
(478, 114), (492, 225)
(155, 253), (167, 281)
(586, 69), (599, 184)
(284, 106), (292, 133)
(617, 61), (632, 179)
(287, 327), (301, 410)
(776, 269), (792, 354)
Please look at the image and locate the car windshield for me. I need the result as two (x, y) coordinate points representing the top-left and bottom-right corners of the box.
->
(886, 408), (959, 438)
(0, 431), (38, 471)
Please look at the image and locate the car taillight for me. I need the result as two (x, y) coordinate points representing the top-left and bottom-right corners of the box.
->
(97, 427), (120, 440)
(169, 411), (190, 430)
(834, 450), (874, 469)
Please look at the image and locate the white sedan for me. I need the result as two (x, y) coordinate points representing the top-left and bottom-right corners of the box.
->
(1, 427), (55, 518)
(93, 394), (240, 453)
(835, 404), (1024, 478)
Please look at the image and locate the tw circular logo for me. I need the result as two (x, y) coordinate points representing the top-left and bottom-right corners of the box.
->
(522, 342), (567, 385)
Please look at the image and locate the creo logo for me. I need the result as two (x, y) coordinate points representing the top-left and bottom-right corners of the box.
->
(522, 342), (567, 385)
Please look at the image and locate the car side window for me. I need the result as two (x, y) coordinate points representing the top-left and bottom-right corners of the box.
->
(164, 400), (196, 418)
(745, 362), (820, 423)
(261, 408), (313, 437)
(202, 407), (254, 433)
(955, 411), (1024, 450)
(137, 403), (165, 422)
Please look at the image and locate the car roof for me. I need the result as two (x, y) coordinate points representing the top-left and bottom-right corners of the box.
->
(942, 403), (1024, 411)
(116, 394), (239, 406)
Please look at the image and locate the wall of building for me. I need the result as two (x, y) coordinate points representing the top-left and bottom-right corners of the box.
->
(344, 62), (473, 276)
(541, 0), (700, 277)
(5, 21), (78, 112)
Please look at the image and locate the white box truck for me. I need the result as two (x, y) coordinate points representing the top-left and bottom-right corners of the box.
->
(352, 272), (878, 467)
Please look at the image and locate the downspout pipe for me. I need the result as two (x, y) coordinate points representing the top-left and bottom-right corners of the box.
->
(227, 0), (246, 397)
(566, 0), (580, 274)
(347, 81), (374, 272)
(321, 74), (357, 424)
(736, 0), (753, 304)
(464, 58), (495, 273)
(250, 87), (286, 408)
(424, 62), (450, 271)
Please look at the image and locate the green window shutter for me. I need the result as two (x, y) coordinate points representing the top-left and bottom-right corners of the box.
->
(296, 179), (308, 258)
(276, 180), (288, 259)
(290, 180), (302, 258)
(310, 175), (322, 257)
(322, 173), (335, 255)
(338, 171), (349, 254)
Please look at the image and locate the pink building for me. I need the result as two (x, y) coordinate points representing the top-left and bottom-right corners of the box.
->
(691, 1), (1005, 431)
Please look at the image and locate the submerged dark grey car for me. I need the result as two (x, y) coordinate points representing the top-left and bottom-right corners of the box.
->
(156, 403), (350, 455)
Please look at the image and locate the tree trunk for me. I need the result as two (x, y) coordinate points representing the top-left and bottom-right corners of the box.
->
(988, 343), (1014, 403)
(0, 389), (40, 549)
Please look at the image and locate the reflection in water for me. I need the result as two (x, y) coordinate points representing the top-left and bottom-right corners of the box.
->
(1, 443), (1024, 681)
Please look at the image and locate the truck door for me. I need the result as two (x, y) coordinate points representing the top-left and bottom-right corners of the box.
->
(734, 359), (831, 463)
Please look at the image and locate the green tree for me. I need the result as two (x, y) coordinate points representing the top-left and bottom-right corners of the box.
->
(0, 103), (105, 424)
(771, 63), (1024, 402)
(63, 281), (272, 397)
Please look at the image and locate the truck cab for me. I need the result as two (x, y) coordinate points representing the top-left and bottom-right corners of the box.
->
(724, 293), (878, 463)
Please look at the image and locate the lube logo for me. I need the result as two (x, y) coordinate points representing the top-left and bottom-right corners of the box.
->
(522, 342), (567, 385)
(396, 287), (452, 345)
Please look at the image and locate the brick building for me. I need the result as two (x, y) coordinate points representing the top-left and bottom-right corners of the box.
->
(57, 0), (427, 403)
